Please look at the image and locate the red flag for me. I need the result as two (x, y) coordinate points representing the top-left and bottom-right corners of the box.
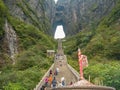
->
(82, 55), (88, 68)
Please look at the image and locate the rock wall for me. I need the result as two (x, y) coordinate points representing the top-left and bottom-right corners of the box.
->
(4, 20), (18, 64)
(3, 0), (55, 33)
(53, 0), (116, 36)
(3, 0), (116, 36)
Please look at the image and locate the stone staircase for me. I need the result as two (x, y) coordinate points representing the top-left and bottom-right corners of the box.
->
(53, 63), (78, 86)
(34, 54), (80, 90)
(34, 39), (115, 90)
(34, 39), (81, 90)
(34, 64), (55, 90)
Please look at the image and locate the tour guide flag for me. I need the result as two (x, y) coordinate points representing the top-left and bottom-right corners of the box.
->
(78, 48), (88, 79)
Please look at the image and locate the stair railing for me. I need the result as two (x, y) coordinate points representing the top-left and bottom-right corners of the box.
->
(67, 64), (80, 81)
(34, 64), (54, 90)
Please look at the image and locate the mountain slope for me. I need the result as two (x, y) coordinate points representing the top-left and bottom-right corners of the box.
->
(84, 0), (120, 60)
(64, 1), (120, 89)
(0, 0), (56, 89)
(53, 0), (116, 36)
(0, 0), (120, 89)
(3, 0), (55, 34)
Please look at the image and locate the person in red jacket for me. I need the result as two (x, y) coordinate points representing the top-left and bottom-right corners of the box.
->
(44, 76), (48, 87)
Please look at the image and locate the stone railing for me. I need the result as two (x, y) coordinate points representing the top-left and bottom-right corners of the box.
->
(67, 64), (80, 81)
(34, 64), (54, 90)
(46, 86), (115, 90)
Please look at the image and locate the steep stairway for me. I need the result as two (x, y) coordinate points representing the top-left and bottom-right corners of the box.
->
(34, 39), (79, 90)
(34, 39), (116, 90)
(53, 63), (78, 86)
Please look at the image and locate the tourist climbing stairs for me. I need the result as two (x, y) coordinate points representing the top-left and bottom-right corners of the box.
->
(34, 55), (80, 90)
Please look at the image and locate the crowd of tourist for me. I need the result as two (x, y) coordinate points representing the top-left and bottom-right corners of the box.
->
(40, 68), (72, 90)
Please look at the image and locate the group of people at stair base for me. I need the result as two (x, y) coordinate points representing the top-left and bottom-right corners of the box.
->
(44, 69), (66, 88)
(51, 76), (65, 88)
(41, 77), (72, 90)
(44, 75), (52, 87)
(44, 75), (57, 88)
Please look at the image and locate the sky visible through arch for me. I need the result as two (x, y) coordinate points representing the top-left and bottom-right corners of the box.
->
(54, 0), (58, 4)
(54, 25), (65, 39)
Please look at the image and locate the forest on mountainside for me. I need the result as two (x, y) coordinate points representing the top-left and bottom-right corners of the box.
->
(0, 0), (120, 90)
(0, 0), (55, 89)
(64, 0), (120, 89)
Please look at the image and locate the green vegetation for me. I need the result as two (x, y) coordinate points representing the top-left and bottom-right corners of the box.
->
(17, 0), (50, 33)
(0, 46), (53, 89)
(65, 1), (120, 90)
(7, 16), (54, 50)
(0, 0), (120, 90)
(0, 0), (55, 89)
(64, 29), (94, 56)
(0, 0), (7, 46)
(0, 0), (9, 67)
(84, 61), (120, 89)
(0, 0), (7, 37)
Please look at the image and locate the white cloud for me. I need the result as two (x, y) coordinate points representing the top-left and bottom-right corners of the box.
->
(54, 25), (65, 39)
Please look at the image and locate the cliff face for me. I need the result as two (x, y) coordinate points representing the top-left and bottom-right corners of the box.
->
(0, 0), (55, 65)
(4, 20), (18, 60)
(3, 0), (116, 36)
(1, 0), (117, 56)
(1, 0), (117, 57)
(3, 0), (55, 33)
(53, 0), (116, 36)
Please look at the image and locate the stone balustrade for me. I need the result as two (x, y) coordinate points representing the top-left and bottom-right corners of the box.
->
(67, 64), (80, 81)
(46, 86), (115, 90)
(34, 64), (54, 90)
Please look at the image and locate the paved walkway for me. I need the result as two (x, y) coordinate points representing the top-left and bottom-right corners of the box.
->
(53, 63), (78, 86)
(34, 39), (79, 90)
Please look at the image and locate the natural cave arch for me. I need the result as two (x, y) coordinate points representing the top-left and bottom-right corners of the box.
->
(52, 19), (66, 37)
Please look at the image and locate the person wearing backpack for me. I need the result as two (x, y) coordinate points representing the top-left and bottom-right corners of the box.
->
(52, 77), (57, 88)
